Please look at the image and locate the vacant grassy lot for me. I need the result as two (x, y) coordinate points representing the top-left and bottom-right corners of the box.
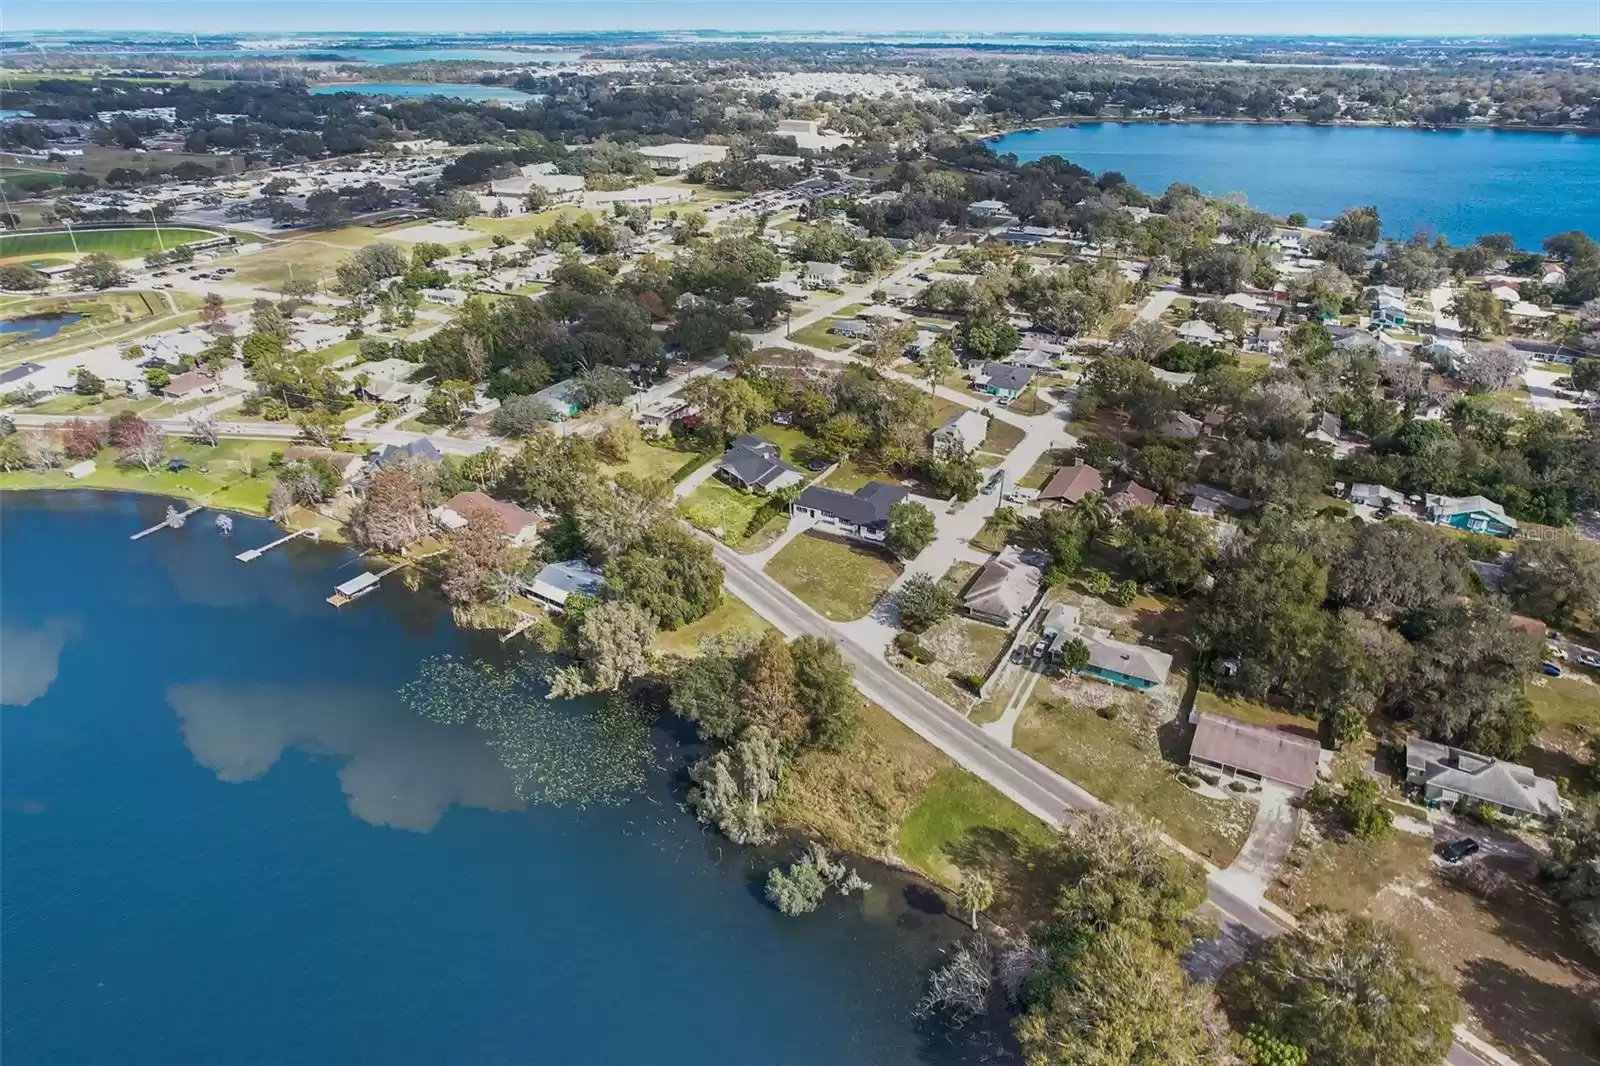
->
(789, 319), (858, 351)
(603, 440), (699, 483)
(677, 479), (777, 546)
(899, 768), (1058, 920)
(651, 595), (772, 657)
(765, 532), (900, 621)
(0, 439), (280, 514)
(1014, 696), (1254, 866)
(1523, 673), (1600, 796)
(0, 227), (222, 259)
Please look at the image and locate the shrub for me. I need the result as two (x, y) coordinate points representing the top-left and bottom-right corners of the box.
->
(950, 672), (985, 695)
(1198, 771), (1221, 786)
(893, 631), (934, 664)
(1096, 705), (1120, 720)
(1108, 578), (1138, 606)
(1084, 570), (1112, 597)
(765, 862), (826, 917)
(261, 398), (290, 422)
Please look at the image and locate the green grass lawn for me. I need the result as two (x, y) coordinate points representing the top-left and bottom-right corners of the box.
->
(0, 227), (222, 259)
(651, 596), (772, 657)
(789, 320), (857, 351)
(1017, 447), (1076, 489)
(899, 767), (1057, 915)
(979, 415), (1025, 458)
(819, 457), (899, 493)
(605, 441), (699, 483)
(23, 394), (165, 417)
(0, 439), (280, 514)
(765, 532), (900, 621)
(1014, 697), (1255, 866)
(676, 480), (774, 545)
(752, 423), (817, 466)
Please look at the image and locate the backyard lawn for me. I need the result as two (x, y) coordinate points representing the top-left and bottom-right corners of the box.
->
(789, 320), (857, 351)
(752, 423), (817, 466)
(651, 595), (772, 657)
(605, 440), (699, 483)
(1013, 696), (1254, 866)
(676, 480), (779, 547)
(0, 439), (280, 514)
(1017, 447), (1076, 489)
(765, 532), (900, 621)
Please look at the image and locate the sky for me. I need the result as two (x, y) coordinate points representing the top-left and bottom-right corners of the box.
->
(2, 1), (1597, 37)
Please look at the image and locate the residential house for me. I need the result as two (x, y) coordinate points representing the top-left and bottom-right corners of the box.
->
(163, 370), (219, 400)
(1374, 293), (1408, 328)
(283, 446), (364, 485)
(1404, 737), (1560, 822)
(633, 398), (690, 438)
(1039, 461), (1104, 506)
(370, 438), (445, 469)
(1176, 319), (1225, 346)
(973, 362), (1035, 401)
(1306, 411), (1347, 449)
(1189, 713), (1322, 793)
(716, 435), (803, 494)
(792, 481), (908, 544)
(1490, 284), (1520, 304)
(968, 199), (1010, 220)
(533, 378), (582, 420)
(1223, 292), (1273, 317)
(524, 558), (605, 611)
(432, 490), (542, 547)
(1043, 602), (1174, 690)
(1151, 368), (1195, 388)
(1184, 483), (1253, 516)
(1346, 482), (1407, 511)
(1107, 479), (1159, 514)
(1424, 493), (1517, 537)
(1157, 411), (1203, 440)
(999, 226), (1055, 247)
(804, 261), (847, 288)
(828, 319), (871, 340)
(0, 362), (44, 388)
(1251, 326), (1285, 355)
(64, 459), (96, 479)
(931, 409), (989, 459)
(963, 548), (1043, 627)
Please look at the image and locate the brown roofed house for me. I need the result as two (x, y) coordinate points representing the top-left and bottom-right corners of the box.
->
(1039, 461), (1104, 506)
(163, 370), (219, 400)
(1107, 479), (1159, 514)
(1188, 712), (1322, 793)
(435, 491), (541, 546)
(283, 446), (365, 483)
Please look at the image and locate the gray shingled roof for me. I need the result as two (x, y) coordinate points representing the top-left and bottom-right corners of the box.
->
(795, 481), (907, 529)
(980, 363), (1035, 393)
(1405, 737), (1559, 817)
(719, 436), (800, 489)
(1191, 713), (1320, 789)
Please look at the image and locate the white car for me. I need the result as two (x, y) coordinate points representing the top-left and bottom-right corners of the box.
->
(1547, 643), (1569, 661)
(1004, 487), (1040, 505)
(1581, 652), (1600, 670)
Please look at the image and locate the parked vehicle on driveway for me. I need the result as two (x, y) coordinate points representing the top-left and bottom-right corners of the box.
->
(1439, 838), (1481, 863)
(1580, 651), (1600, 669)
(1030, 639), (1048, 659)
(1541, 661), (1564, 677)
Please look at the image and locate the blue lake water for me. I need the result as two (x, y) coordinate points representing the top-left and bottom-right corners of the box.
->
(309, 82), (537, 105)
(0, 311), (81, 340)
(988, 122), (1600, 248)
(0, 491), (980, 1066)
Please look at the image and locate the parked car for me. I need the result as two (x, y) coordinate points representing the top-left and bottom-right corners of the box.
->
(1580, 651), (1600, 669)
(1004, 487), (1040, 505)
(1010, 647), (1025, 665)
(1030, 639), (1048, 659)
(1541, 661), (1563, 677)
(1439, 838), (1481, 863)
(1548, 643), (1569, 661)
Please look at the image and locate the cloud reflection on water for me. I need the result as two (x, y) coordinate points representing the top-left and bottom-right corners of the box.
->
(167, 682), (524, 832)
(0, 618), (81, 707)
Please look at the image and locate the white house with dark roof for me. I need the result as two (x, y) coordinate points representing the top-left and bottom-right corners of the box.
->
(716, 435), (803, 494)
(792, 481), (907, 544)
(1405, 737), (1560, 822)
(803, 261), (847, 287)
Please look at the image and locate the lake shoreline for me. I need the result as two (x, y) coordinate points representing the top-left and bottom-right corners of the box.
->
(977, 116), (1600, 140)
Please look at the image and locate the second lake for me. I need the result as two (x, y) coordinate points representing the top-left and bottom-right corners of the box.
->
(987, 122), (1600, 249)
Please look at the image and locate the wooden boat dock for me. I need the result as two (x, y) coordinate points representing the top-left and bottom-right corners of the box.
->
(326, 562), (406, 607)
(236, 528), (319, 562)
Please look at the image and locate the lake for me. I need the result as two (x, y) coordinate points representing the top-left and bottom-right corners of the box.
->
(0, 311), (81, 340)
(987, 122), (1600, 248)
(0, 491), (981, 1066)
(309, 82), (538, 105)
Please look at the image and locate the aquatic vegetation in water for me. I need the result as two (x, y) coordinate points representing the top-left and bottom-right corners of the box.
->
(399, 654), (652, 807)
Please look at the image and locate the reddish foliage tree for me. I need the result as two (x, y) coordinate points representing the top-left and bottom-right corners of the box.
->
(62, 418), (108, 460)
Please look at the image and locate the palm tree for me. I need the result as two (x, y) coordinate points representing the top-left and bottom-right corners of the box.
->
(1070, 491), (1113, 546)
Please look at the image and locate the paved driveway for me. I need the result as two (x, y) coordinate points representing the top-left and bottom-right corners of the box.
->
(1211, 785), (1299, 906)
